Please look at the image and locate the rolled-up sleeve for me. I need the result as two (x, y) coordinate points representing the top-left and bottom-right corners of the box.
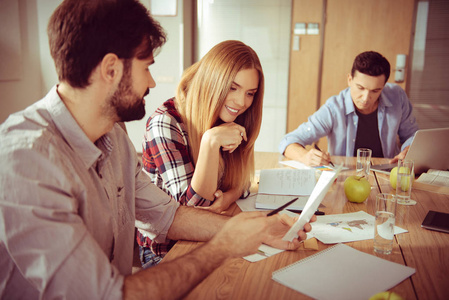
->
(396, 88), (419, 149)
(134, 161), (179, 244)
(279, 103), (334, 155)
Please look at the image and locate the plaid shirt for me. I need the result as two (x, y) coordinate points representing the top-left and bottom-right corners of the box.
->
(137, 99), (211, 257)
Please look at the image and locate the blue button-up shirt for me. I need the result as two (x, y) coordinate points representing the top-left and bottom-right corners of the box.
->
(279, 83), (419, 158)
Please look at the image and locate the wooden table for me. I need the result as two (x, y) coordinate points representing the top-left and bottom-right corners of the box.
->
(163, 152), (449, 299)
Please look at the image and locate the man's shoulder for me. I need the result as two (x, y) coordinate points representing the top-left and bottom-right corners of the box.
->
(380, 83), (409, 106)
(323, 87), (353, 112)
(0, 102), (57, 155)
(383, 82), (404, 90)
(0, 106), (77, 192)
(382, 83), (406, 96)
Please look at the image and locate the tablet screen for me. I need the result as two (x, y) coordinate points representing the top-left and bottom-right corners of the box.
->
(421, 210), (449, 234)
(371, 163), (396, 175)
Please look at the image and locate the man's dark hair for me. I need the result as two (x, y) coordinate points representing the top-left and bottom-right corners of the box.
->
(351, 51), (390, 83)
(47, 0), (166, 88)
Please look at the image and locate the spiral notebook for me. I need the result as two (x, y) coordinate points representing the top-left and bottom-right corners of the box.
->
(272, 244), (415, 300)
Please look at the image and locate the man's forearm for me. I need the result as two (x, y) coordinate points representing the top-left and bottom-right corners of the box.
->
(284, 143), (308, 163)
(166, 206), (229, 241)
(123, 239), (229, 300)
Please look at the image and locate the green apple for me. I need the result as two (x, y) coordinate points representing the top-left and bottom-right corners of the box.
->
(344, 175), (371, 203)
(390, 166), (414, 190)
(369, 291), (403, 300)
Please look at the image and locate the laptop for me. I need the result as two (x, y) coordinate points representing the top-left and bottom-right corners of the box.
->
(371, 128), (449, 175)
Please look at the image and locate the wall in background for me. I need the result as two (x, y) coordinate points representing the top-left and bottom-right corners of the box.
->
(0, 0), (187, 153)
(0, 0), (43, 124)
(196, 0), (291, 152)
(409, 0), (449, 129)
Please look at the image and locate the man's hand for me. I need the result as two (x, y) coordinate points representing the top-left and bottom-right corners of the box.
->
(304, 148), (332, 167)
(208, 212), (271, 258)
(284, 143), (331, 167)
(263, 213), (316, 250)
(389, 146), (410, 163)
(208, 211), (316, 258)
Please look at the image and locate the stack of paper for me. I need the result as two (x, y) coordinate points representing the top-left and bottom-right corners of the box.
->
(272, 243), (415, 300)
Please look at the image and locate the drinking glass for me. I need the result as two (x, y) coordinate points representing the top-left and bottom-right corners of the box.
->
(396, 159), (415, 205)
(374, 193), (396, 254)
(356, 148), (372, 178)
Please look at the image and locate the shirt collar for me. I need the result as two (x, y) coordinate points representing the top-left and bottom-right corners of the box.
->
(377, 86), (393, 109)
(45, 85), (111, 170)
(344, 86), (393, 115)
(343, 87), (356, 115)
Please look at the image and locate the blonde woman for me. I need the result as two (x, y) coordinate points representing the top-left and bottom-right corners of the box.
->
(137, 40), (264, 267)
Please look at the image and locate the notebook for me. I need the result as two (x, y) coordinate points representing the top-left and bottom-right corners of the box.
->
(371, 128), (449, 175)
(255, 168), (316, 211)
(272, 243), (415, 300)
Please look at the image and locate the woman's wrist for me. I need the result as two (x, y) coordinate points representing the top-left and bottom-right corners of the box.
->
(201, 129), (222, 151)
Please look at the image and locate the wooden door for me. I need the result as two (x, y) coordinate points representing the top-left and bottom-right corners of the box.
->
(287, 0), (416, 150)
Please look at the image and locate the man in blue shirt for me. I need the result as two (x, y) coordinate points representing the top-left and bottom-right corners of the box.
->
(279, 51), (419, 166)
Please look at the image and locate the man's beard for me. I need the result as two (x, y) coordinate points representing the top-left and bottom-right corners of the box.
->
(108, 63), (148, 122)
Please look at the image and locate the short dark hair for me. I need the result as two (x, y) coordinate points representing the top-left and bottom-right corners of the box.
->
(351, 51), (390, 83)
(47, 0), (166, 88)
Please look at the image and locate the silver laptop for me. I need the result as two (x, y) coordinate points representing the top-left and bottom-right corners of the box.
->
(371, 128), (449, 175)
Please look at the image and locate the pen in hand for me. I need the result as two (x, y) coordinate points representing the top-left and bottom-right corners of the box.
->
(314, 143), (335, 167)
(287, 209), (325, 215)
(267, 198), (299, 216)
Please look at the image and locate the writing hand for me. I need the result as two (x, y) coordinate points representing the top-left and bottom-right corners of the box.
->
(305, 148), (332, 167)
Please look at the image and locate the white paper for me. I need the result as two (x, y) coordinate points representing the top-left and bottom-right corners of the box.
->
(255, 194), (309, 210)
(272, 243), (415, 300)
(258, 169), (316, 196)
(236, 194), (258, 212)
(280, 160), (349, 172)
(416, 172), (449, 186)
(279, 160), (312, 170)
(308, 211), (407, 244)
(243, 244), (285, 262)
(283, 166), (342, 241)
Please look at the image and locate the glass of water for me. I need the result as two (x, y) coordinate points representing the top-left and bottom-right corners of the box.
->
(396, 159), (415, 205)
(356, 148), (372, 178)
(374, 193), (396, 255)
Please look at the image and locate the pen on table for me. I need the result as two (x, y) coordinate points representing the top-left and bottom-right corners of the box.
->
(314, 143), (335, 167)
(287, 209), (325, 215)
(370, 160), (383, 193)
(266, 197), (298, 216)
(373, 170), (382, 193)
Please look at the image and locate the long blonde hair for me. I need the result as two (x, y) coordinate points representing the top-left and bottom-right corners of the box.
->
(175, 40), (264, 194)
